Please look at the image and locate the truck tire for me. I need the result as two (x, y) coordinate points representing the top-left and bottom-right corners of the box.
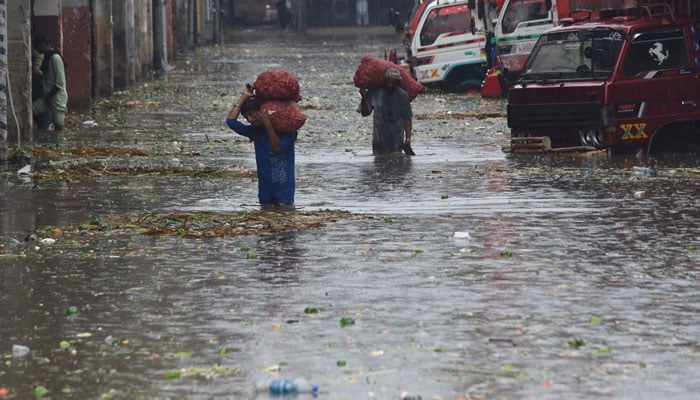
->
(651, 124), (700, 154)
(443, 67), (485, 93)
(661, 140), (700, 154)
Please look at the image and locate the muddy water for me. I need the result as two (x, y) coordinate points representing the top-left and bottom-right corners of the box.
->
(1, 26), (699, 400)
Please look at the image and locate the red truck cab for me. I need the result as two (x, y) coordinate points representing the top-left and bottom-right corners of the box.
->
(507, 2), (700, 153)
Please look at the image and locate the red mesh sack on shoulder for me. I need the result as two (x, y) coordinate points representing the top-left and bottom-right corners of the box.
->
(253, 70), (301, 101)
(353, 55), (424, 101)
(261, 100), (307, 133)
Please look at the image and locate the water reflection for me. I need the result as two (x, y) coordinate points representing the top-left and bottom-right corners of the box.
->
(507, 150), (699, 171)
(360, 153), (413, 194)
(254, 231), (304, 285)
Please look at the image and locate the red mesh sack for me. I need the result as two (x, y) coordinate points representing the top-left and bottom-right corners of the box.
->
(353, 55), (424, 101)
(253, 70), (301, 101)
(261, 100), (307, 133)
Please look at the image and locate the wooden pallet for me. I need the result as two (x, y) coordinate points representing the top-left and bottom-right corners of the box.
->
(511, 137), (552, 153)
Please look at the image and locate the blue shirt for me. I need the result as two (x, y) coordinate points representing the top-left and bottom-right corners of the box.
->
(226, 119), (297, 205)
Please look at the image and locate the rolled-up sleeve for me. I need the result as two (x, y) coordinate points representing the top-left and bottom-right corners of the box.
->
(226, 118), (254, 139)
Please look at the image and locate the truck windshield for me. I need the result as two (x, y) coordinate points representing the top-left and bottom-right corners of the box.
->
(520, 29), (624, 82)
(419, 5), (472, 46)
(501, 0), (551, 34)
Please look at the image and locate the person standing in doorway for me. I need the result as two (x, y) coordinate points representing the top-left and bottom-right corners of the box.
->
(358, 68), (414, 155)
(32, 35), (68, 131)
(31, 44), (44, 102)
(226, 85), (298, 210)
(356, 0), (369, 26)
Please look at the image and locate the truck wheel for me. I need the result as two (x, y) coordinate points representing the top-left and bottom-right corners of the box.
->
(444, 68), (485, 93)
(649, 123), (700, 154)
(662, 140), (700, 154)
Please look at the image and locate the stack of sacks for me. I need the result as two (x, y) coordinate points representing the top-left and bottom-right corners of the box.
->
(353, 55), (425, 101)
(253, 70), (307, 133)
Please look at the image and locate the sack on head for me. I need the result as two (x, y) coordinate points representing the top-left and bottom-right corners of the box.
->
(254, 70), (301, 102)
(353, 55), (424, 101)
(261, 100), (307, 133)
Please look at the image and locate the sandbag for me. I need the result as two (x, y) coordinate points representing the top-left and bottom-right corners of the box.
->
(254, 70), (301, 101)
(261, 100), (307, 133)
(353, 55), (424, 101)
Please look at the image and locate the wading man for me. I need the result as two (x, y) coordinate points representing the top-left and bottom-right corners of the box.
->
(359, 68), (413, 155)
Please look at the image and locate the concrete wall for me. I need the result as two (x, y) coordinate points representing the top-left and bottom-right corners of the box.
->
(62, 0), (92, 111)
(167, 0), (175, 63)
(153, 0), (167, 69)
(174, 0), (189, 51)
(113, 0), (138, 89)
(188, 0), (221, 46)
(137, 0), (153, 77)
(0, 2), (6, 161)
(7, 0), (32, 146)
(32, 0), (62, 51)
(92, 0), (114, 98)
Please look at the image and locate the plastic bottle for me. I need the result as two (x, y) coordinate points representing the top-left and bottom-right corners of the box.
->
(12, 344), (30, 358)
(632, 166), (653, 176)
(258, 379), (318, 395)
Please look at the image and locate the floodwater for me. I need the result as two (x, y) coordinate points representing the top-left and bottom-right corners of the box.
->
(1, 26), (699, 400)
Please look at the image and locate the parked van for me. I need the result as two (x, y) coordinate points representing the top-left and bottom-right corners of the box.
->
(406, 0), (490, 91)
(508, 1), (700, 154)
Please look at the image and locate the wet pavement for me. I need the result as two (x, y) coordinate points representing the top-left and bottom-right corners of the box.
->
(1, 25), (699, 400)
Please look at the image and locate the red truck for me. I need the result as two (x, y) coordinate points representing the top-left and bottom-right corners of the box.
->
(507, 0), (700, 154)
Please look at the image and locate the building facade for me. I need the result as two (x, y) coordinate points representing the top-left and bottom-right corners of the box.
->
(1, 0), (225, 161)
(1, 0), (414, 161)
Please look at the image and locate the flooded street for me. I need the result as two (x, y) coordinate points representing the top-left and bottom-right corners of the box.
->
(1, 26), (699, 400)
